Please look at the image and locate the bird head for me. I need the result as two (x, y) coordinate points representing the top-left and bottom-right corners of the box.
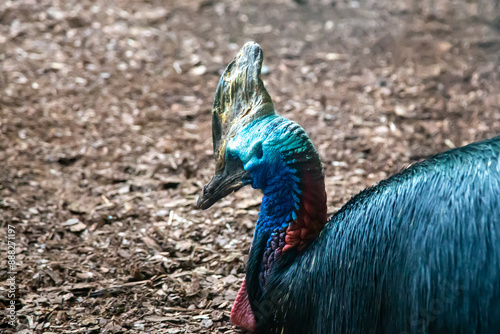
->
(196, 41), (277, 209)
(196, 42), (325, 234)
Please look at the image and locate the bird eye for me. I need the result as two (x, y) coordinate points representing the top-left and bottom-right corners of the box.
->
(228, 150), (239, 161)
(254, 142), (263, 160)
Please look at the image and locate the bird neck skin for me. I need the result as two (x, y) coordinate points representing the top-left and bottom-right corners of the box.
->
(253, 152), (327, 287)
(231, 117), (328, 331)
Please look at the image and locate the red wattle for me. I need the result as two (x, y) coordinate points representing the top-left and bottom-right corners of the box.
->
(231, 278), (256, 332)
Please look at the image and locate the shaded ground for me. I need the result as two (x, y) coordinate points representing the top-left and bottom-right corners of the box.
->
(1, 0), (500, 333)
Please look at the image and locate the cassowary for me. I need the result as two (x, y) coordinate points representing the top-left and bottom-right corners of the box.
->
(196, 42), (500, 334)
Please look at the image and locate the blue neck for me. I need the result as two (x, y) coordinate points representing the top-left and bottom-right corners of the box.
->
(254, 162), (301, 236)
(240, 117), (328, 290)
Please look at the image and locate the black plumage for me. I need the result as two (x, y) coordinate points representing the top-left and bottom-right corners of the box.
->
(248, 138), (500, 334)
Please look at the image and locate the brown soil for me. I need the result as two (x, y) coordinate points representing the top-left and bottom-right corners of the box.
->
(1, 0), (500, 333)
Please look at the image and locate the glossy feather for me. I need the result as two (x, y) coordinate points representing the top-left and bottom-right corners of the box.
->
(248, 137), (500, 334)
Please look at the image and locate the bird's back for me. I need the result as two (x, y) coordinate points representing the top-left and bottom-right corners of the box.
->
(262, 136), (500, 334)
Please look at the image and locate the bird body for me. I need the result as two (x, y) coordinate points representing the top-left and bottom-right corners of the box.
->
(248, 134), (500, 334)
(197, 42), (500, 334)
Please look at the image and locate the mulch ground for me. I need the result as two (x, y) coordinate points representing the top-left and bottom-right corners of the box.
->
(1, 0), (500, 333)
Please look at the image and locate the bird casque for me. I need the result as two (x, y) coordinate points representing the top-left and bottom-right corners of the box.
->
(197, 42), (500, 334)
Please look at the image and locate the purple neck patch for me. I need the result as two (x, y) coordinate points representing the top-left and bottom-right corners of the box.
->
(259, 225), (287, 287)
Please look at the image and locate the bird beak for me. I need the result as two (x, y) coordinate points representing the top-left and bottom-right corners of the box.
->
(196, 162), (251, 210)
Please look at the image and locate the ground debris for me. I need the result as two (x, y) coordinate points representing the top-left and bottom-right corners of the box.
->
(2, 0), (499, 333)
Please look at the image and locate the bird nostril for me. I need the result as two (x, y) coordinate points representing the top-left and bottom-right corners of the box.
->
(204, 181), (216, 195)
